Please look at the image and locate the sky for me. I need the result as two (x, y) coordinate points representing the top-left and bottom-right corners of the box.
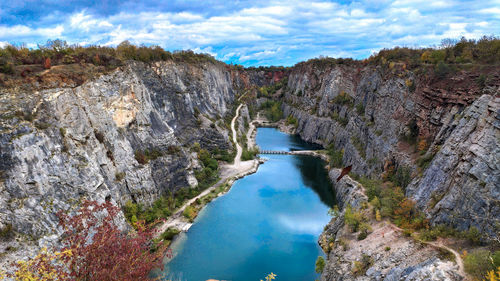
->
(0, 0), (499, 66)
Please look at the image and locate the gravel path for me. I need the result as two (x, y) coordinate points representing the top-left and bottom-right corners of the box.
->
(156, 103), (258, 235)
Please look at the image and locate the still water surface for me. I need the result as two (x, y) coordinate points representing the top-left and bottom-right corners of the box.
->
(164, 128), (335, 281)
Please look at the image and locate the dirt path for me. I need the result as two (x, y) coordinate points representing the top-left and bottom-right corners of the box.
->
(156, 103), (258, 235)
(426, 239), (466, 278)
(385, 222), (467, 279)
(231, 103), (244, 165)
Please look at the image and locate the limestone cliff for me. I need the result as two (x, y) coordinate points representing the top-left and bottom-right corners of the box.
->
(0, 60), (250, 238)
(281, 62), (499, 236)
(279, 61), (499, 280)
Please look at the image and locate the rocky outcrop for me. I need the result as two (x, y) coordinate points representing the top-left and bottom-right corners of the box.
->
(280, 61), (498, 280)
(406, 95), (500, 237)
(319, 170), (462, 281)
(282, 62), (500, 236)
(0, 60), (249, 238)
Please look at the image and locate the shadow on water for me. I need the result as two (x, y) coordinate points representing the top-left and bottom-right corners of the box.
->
(292, 155), (336, 207)
(288, 134), (323, 151)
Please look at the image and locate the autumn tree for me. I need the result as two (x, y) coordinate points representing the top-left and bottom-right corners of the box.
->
(9, 200), (171, 280)
(57, 200), (171, 281)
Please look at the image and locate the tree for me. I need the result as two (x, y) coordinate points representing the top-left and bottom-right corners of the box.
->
(315, 256), (325, 273)
(56, 200), (171, 280)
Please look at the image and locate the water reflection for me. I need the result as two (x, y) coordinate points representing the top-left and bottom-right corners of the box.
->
(292, 155), (336, 207)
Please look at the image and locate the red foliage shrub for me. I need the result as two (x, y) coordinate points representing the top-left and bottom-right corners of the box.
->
(44, 57), (51, 69)
(57, 200), (171, 281)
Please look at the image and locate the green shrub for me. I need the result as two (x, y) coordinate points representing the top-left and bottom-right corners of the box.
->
(134, 150), (148, 164)
(241, 147), (259, 161)
(465, 226), (481, 245)
(344, 204), (364, 232)
(35, 121), (51, 130)
(385, 246), (391, 251)
(315, 256), (325, 273)
(464, 250), (497, 279)
(418, 224), (461, 241)
(435, 61), (451, 78)
(123, 200), (139, 224)
(358, 177), (383, 201)
(352, 254), (373, 276)
(331, 112), (348, 126)
(115, 172), (125, 181)
(0, 62), (14, 74)
(392, 166), (412, 189)
(0, 224), (13, 239)
(260, 100), (283, 122)
(158, 228), (180, 241)
(417, 152), (435, 170)
(212, 147), (234, 162)
(134, 148), (163, 164)
(286, 115), (298, 127)
(183, 205), (197, 222)
(476, 74), (487, 88)
(326, 144), (343, 168)
(331, 91), (353, 106)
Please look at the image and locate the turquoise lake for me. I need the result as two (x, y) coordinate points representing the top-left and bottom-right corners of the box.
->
(164, 128), (335, 281)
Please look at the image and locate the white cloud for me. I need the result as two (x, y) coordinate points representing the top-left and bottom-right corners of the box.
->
(0, 0), (499, 66)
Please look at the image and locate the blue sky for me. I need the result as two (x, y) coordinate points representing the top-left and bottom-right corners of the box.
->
(1, 0), (499, 66)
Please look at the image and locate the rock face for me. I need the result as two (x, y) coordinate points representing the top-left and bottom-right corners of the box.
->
(0, 60), (251, 237)
(406, 95), (500, 237)
(280, 61), (498, 280)
(319, 171), (462, 281)
(282, 62), (500, 236)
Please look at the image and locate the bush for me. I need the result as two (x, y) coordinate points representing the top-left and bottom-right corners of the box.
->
(477, 74), (487, 88)
(134, 150), (148, 164)
(134, 148), (164, 165)
(465, 226), (481, 245)
(464, 250), (497, 279)
(417, 152), (435, 170)
(315, 256), (325, 273)
(260, 100), (283, 122)
(158, 228), (180, 242)
(327, 144), (343, 168)
(390, 166), (412, 190)
(0, 62), (14, 74)
(183, 205), (197, 222)
(435, 61), (451, 78)
(241, 147), (259, 161)
(358, 177), (383, 201)
(344, 204), (364, 232)
(0, 224), (13, 239)
(352, 254), (373, 276)
(331, 91), (353, 106)
(286, 115), (298, 127)
(115, 171), (125, 181)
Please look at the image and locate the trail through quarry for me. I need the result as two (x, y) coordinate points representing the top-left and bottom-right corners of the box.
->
(156, 103), (258, 234)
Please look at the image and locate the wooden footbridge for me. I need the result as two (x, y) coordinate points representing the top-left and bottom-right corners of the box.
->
(259, 150), (292, 155)
(258, 149), (320, 155)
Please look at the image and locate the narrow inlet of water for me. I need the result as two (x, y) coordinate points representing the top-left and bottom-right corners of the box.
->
(164, 128), (335, 281)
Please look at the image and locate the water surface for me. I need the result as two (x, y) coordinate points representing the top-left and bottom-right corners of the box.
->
(164, 128), (334, 281)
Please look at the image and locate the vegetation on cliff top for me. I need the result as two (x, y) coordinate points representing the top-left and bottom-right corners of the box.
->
(293, 36), (500, 70)
(0, 39), (221, 75)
